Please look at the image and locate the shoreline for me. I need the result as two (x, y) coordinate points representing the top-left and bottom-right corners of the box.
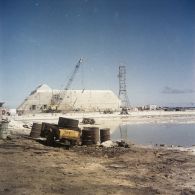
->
(12, 110), (195, 123)
(6, 110), (195, 150)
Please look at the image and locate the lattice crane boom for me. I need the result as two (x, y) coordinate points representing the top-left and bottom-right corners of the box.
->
(64, 58), (83, 90)
(49, 58), (83, 112)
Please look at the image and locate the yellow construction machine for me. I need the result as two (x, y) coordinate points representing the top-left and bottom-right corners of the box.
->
(41, 117), (81, 147)
(46, 127), (81, 146)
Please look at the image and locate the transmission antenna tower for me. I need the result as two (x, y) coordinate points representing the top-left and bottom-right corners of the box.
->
(118, 65), (130, 112)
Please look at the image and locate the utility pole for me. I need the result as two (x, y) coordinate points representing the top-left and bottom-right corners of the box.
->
(118, 65), (130, 114)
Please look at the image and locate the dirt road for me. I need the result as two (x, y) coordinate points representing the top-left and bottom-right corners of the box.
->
(0, 136), (195, 195)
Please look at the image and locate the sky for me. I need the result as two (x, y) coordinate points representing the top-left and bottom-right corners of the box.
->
(0, 0), (195, 108)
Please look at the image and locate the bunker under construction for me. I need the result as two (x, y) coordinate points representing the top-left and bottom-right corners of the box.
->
(17, 84), (121, 114)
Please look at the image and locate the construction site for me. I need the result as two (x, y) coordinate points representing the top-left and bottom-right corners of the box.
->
(1, 58), (195, 195)
(16, 84), (120, 114)
(16, 59), (122, 115)
(2, 0), (195, 192)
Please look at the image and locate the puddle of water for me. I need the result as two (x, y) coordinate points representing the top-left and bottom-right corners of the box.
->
(111, 123), (195, 147)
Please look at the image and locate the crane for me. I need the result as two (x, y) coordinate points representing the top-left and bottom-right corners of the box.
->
(64, 58), (83, 91)
(49, 58), (83, 112)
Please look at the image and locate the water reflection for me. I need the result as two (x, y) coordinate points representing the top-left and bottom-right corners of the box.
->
(111, 123), (195, 147)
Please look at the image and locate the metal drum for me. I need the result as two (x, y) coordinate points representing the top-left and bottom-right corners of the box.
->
(82, 127), (99, 145)
(30, 123), (42, 138)
(100, 128), (110, 143)
(0, 122), (9, 139)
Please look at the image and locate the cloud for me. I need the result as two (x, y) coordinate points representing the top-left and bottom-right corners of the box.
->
(162, 86), (195, 94)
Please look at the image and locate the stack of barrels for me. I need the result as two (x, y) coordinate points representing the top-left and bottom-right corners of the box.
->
(81, 127), (110, 145)
(29, 117), (111, 146)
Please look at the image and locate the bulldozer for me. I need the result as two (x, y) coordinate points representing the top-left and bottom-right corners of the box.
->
(41, 117), (81, 147)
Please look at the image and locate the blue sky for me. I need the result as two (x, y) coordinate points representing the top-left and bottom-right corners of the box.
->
(0, 0), (195, 108)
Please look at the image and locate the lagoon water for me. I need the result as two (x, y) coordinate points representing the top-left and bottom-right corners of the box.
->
(111, 123), (195, 147)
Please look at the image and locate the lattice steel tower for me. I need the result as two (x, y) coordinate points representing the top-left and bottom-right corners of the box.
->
(118, 65), (130, 110)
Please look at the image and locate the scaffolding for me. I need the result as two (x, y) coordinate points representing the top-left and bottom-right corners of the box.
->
(118, 65), (130, 114)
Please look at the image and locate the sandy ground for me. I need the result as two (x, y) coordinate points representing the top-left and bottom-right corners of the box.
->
(1, 111), (195, 194)
(0, 136), (195, 195)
